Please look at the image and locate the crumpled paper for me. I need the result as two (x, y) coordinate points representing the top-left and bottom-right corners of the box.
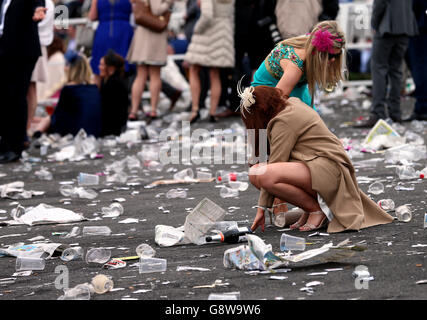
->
(0, 181), (44, 199)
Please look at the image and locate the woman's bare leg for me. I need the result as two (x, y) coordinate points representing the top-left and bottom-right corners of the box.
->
(148, 65), (161, 117)
(33, 116), (52, 133)
(257, 162), (326, 227)
(27, 82), (37, 130)
(189, 64), (201, 121)
(130, 65), (148, 118)
(209, 67), (221, 116)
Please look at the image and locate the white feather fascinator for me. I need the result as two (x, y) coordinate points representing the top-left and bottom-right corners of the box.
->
(236, 77), (256, 118)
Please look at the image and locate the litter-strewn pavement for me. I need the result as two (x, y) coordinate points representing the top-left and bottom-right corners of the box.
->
(0, 91), (426, 301)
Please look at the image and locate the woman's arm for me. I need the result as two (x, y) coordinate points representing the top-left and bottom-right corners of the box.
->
(257, 118), (297, 208)
(88, 0), (98, 21)
(150, 0), (173, 16)
(275, 59), (303, 97)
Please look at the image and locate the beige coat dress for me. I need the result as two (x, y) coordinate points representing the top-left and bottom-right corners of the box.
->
(127, 0), (172, 66)
(258, 97), (394, 233)
(184, 0), (235, 68)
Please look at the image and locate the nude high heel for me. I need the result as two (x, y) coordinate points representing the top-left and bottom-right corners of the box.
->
(299, 211), (328, 232)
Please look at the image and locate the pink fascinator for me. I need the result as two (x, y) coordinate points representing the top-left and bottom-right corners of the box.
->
(311, 28), (336, 54)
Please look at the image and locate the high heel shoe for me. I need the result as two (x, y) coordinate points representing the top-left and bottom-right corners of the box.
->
(299, 211), (328, 232)
(209, 115), (218, 123)
(190, 110), (200, 124)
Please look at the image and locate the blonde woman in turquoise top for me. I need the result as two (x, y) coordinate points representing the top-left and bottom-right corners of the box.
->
(251, 20), (347, 109)
(250, 20), (347, 219)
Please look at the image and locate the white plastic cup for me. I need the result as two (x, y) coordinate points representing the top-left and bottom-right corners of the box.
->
(136, 244), (156, 258)
(61, 247), (84, 262)
(101, 203), (124, 217)
(91, 274), (114, 294)
(139, 258), (167, 274)
(166, 189), (187, 199)
(78, 173), (100, 186)
(58, 284), (91, 300)
(395, 205), (412, 222)
(208, 292), (240, 300)
(16, 257), (45, 271)
(173, 168), (194, 180)
(377, 199), (395, 211)
(82, 226), (112, 237)
(368, 181), (384, 195)
(196, 171), (212, 180)
(280, 233), (306, 251)
(220, 186), (239, 198)
(85, 248), (111, 264)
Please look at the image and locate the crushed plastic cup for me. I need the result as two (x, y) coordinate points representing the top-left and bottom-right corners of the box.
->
(82, 226), (112, 237)
(59, 185), (98, 199)
(396, 166), (418, 180)
(15, 257), (45, 271)
(367, 181), (384, 195)
(173, 168), (194, 181)
(139, 257), (167, 274)
(91, 274), (114, 294)
(101, 203), (124, 217)
(85, 248), (111, 264)
(77, 173), (100, 186)
(166, 189), (187, 199)
(208, 292), (240, 300)
(220, 186), (239, 198)
(228, 181), (249, 191)
(61, 247), (84, 261)
(136, 244), (156, 258)
(58, 284), (91, 300)
(395, 205), (412, 222)
(10, 204), (26, 220)
(196, 171), (212, 180)
(35, 167), (53, 180)
(280, 233), (306, 251)
(377, 199), (395, 211)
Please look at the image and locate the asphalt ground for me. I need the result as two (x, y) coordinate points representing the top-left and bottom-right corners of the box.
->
(0, 93), (425, 310)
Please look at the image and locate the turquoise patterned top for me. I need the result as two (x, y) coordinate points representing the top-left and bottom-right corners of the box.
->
(251, 43), (313, 108)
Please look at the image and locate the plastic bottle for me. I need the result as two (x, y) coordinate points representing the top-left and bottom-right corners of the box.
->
(216, 171), (249, 183)
(91, 274), (114, 294)
(228, 181), (249, 191)
(205, 227), (252, 244)
(377, 199), (395, 211)
(61, 247), (84, 262)
(417, 167), (427, 179)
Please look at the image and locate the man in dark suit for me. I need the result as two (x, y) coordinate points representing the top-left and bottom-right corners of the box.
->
(355, 0), (418, 128)
(0, 0), (46, 163)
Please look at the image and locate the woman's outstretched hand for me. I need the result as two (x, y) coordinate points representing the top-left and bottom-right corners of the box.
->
(251, 207), (266, 232)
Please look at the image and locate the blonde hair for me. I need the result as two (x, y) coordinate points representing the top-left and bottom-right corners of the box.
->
(67, 54), (93, 85)
(282, 21), (347, 99)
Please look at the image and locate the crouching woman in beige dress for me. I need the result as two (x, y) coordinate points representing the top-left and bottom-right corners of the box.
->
(239, 85), (394, 233)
